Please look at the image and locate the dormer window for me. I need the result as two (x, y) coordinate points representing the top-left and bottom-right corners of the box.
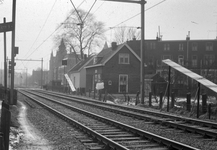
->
(93, 57), (98, 64)
(93, 57), (102, 65)
(119, 53), (129, 64)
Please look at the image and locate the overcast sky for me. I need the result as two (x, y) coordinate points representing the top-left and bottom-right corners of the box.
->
(0, 0), (217, 74)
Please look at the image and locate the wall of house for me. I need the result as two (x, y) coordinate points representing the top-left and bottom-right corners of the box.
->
(70, 72), (80, 89)
(86, 66), (103, 92)
(102, 45), (140, 94)
(80, 68), (86, 88)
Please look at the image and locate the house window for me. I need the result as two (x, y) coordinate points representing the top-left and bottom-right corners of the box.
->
(150, 42), (156, 49)
(192, 43), (198, 51)
(204, 55), (215, 66)
(94, 73), (101, 82)
(192, 55), (197, 67)
(93, 57), (97, 64)
(206, 42), (213, 51)
(179, 43), (184, 51)
(178, 55), (184, 65)
(119, 74), (128, 93)
(164, 44), (170, 51)
(119, 53), (129, 64)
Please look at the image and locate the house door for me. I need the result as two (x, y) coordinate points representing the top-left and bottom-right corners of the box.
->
(119, 74), (128, 93)
(92, 74), (101, 91)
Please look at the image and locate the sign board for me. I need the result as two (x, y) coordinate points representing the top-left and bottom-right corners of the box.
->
(0, 22), (14, 33)
(96, 82), (104, 90)
(64, 74), (76, 92)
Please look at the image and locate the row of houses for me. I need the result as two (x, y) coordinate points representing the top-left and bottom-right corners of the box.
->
(48, 35), (217, 96)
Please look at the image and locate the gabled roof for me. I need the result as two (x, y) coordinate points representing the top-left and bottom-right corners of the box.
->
(85, 42), (141, 69)
(68, 56), (94, 73)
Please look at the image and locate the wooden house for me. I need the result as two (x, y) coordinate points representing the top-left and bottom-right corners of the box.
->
(85, 42), (141, 95)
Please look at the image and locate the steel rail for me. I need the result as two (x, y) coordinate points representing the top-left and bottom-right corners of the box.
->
(20, 90), (200, 150)
(20, 91), (129, 150)
(26, 89), (217, 139)
(36, 90), (217, 129)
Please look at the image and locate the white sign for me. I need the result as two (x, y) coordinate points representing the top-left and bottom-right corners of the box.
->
(96, 82), (104, 90)
(64, 74), (76, 92)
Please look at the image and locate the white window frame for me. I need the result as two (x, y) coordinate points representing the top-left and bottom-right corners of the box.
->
(119, 74), (128, 93)
(93, 57), (97, 64)
(192, 43), (198, 51)
(178, 55), (184, 65)
(192, 55), (197, 67)
(164, 44), (170, 51)
(204, 55), (215, 65)
(179, 43), (184, 51)
(119, 53), (129, 64)
(206, 42), (213, 51)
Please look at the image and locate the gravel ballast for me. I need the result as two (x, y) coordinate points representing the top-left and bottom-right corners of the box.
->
(11, 94), (87, 150)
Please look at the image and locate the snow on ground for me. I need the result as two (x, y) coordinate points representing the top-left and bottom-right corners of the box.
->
(10, 101), (52, 150)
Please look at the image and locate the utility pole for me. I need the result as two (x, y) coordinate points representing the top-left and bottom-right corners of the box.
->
(11, 0), (16, 104)
(10, 58), (43, 88)
(41, 58), (43, 89)
(3, 18), (7, 103)
(103, 0), (146, 104)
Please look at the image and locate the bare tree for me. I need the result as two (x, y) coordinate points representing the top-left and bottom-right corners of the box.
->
(112, 26), (141, 44)
(54, 9), (105, 60)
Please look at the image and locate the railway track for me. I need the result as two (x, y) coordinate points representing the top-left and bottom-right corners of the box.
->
(19, 90), (199, 150)
(30, 89), (217, 140)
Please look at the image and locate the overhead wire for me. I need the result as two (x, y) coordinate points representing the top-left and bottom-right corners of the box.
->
(104, 0), (166, 32)
(24, 0), (85, 60)
(70, 0), (83, 23)
(92, 1), (105, 15)
(24, 0), (58, 59)
(23, 0), (166, 70)
(83, 0), (97, 22)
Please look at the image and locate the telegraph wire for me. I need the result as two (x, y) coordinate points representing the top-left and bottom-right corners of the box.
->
(24, 0), (58, 59)
(70, 0), (83, 23)
(92, 1), (105, 15)
(104, 0), (166, 32)
(83, 0), (97, 22)
(23, 0), (166, 67)
(24, 1), (85, 60)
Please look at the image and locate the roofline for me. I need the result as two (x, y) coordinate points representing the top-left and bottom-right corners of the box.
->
(77, 56), (95, 72)
(102, 42), (141, 65)
(68, 56), (95, 73)
(84, 64), (104, 69)
(159, 39), (217, 42)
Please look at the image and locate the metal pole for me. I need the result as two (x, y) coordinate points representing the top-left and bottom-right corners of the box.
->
(3, 17), (7, 103)
(140, 0), (146, 104)
(197, 82), (200, 118)
(41, 58), (43, 89)
(167, 66), (171, 112)
(64, 65), (65, 92)
(26, 68), (27, 87)
(11, 0), (16, 104)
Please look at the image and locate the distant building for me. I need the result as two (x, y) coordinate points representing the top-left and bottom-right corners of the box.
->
(68, 55), (94, 94)
(48, 39), (79, 86)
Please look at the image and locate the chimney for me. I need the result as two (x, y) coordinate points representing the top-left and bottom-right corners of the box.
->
(132, 36), (136, 41)
(186, 31), (190, 40)
(111, 42), (117, 50)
